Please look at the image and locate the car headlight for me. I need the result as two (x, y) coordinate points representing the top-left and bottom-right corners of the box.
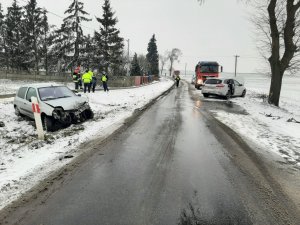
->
(52, 107), (65, 119)
(197, 79), (203, 85)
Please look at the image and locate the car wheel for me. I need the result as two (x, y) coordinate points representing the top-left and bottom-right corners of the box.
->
(43, 116), (54, 132)
(83, 109), (94, 120)
(14, 106), (23, 117)
(241, 90), (246, 97)
(203, 93), (209, 98)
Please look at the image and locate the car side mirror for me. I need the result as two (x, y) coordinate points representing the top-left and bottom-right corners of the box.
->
(28, 98), (32, 102)
(239, 83), (243, 86)
(77, 94), (81, 97)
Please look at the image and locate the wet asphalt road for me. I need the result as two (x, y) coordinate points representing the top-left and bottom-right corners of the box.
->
(3, 82), (300, 225)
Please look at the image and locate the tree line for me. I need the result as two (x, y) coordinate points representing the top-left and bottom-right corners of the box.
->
(0, 0), (162, 77)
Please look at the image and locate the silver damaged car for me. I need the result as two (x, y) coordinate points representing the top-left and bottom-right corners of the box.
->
(14, 84), (94, 131)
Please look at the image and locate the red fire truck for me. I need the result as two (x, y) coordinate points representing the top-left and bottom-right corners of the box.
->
(194, 61), (223, 89)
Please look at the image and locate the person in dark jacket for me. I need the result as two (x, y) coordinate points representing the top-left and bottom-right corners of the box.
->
(91, 71), (97, 93)
(175, 74), (181, 87)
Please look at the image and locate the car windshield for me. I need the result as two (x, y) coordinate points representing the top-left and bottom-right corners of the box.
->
(200, 65), (218, 73)
(205, 79), (222, 84)
(38, 86), (75, 101)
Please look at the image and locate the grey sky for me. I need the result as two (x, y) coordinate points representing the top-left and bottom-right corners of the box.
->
(2, 0), (261, 73)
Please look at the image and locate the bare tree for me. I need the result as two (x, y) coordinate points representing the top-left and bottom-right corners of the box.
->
(167, 48), (182, 76)
(159, 51), (169, 76)
(198, 0), (300, 107)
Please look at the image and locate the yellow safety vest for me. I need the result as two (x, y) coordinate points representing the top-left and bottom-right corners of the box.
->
(102, 75), (107, 82)
(82, 73), (92, 83)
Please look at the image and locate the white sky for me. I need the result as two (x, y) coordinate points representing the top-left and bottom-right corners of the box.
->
(2, 0), (263, 73)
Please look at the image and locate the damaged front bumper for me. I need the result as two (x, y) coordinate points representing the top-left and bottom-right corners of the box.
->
(52, 103), (92, 124)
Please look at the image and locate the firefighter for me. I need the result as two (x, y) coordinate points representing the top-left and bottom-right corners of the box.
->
(72, 72), (80, 92)
(101, 72), (109, 92)
(74, 64), (82, 89)
(82, 70), (92, 93)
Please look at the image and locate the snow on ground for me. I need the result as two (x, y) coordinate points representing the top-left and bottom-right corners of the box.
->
(212, 90), (300, 168)
(183, 72), (300, 168)
(0, 78), (173, 210)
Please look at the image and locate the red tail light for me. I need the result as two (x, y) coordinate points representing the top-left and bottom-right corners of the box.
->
(216, 84), (224, 88)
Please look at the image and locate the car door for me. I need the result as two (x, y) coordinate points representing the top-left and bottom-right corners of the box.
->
(23, 87), (38, 119)
(15, 87), (29, 115)
(233, 79), (242, 96)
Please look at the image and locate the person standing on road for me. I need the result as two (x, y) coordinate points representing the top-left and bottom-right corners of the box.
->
(101, 73), (109, 92)
(82, 70), (92, 93)
(175, 74), (181, 87)
(91, 71), (97, 93)
(227, 79), (235, 99)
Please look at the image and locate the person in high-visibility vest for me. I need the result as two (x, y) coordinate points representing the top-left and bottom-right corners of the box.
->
(101, 73), (109, 92)
(82, 70), (92, 93)
(175, 74), (181, 88)
(72, 72), (80, 92)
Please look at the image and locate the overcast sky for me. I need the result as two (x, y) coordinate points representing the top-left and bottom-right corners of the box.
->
(2, 0), (263, 73)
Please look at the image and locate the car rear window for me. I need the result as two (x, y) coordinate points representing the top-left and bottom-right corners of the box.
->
(17, 87), (28, 99)
(205, 79), (222, 84)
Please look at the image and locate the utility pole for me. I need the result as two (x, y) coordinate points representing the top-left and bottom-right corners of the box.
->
(126, 39), (130, 61)
(126, 39), (130, 75)
(234, 55), (240, 77)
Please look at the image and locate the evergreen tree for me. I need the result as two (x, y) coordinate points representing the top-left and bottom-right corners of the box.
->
(81, 34), (96, 69)
(5, 0), (25, 70)
(95, 0), (124, 75)
(23, 0), (43, 73)
(0, 3), (6, 68)
(40, 9), (50, 74)
(62, 0), (91, 69)
(51, 24), (73, 72)
(146, 34), (159, 75)
(130, 53), (142, 76)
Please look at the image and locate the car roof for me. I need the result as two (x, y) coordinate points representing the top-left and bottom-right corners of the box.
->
(197, 61), (219, 66)
(19, 83), (65, 88)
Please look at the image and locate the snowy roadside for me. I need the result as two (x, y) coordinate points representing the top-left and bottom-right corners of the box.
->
(183, 73), (300, 167)
(211, 91), (300, 169)
(0, 78), (174, 210)
(203, 73), (300, 170)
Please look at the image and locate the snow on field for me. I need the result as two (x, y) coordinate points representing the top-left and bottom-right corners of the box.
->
(0, 78), (173, 210)
(187, 72), (300, 168)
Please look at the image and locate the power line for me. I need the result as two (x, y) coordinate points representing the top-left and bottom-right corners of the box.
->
(181, 54), (262, 59)
(15, 0), (96, 32)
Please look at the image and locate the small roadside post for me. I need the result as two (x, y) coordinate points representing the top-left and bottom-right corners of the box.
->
(31, 96), (44, 140)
